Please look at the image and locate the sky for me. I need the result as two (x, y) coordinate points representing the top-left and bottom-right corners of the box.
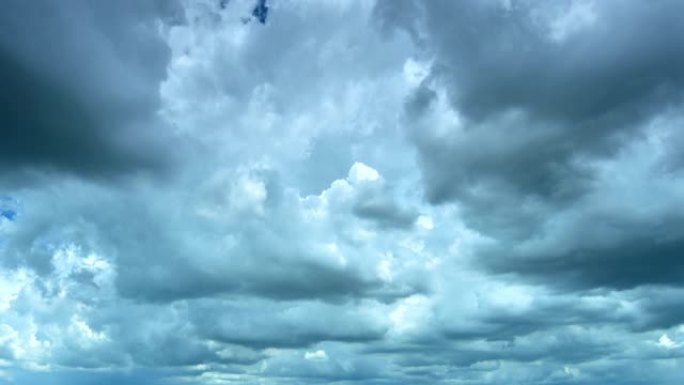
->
(1, 0), (684, 384)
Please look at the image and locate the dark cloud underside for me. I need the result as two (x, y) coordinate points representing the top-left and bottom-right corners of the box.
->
(0, 0), (182, 179)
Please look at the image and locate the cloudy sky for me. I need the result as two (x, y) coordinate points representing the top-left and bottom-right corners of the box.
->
(2, 0), (684, 384)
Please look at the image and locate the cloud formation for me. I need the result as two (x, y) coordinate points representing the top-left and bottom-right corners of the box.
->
(1, 0), (684, 384)
(379, 0), (684, 291)
(0, 0), (183, 180)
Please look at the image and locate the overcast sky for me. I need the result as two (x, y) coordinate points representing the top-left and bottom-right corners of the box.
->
(2, 0), (684, 384)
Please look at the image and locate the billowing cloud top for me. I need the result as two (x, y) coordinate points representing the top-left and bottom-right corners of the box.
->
(1, 1), (684, 384)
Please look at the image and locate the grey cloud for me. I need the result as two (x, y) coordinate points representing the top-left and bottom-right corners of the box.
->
(379, 0), (684, 205)
(377, 0), (684, 294)
(94, 304), (223, 368)
(369, 322), (680, 385)
(107, 191), (388, 303)
(483, 234), (684, 291)
(0, 0), (183, 180)
(440, 296), (624, 342)
(192, 299), (388, 349)
(473, 157), (684, 291)
(627, 287), (684, 331)
(2, 169), (426, 304)
(419, 1), (684, 123)
(351, 187), (418, 230)
(352, 203), (416, 230)
(3, 369), (171, 385)
(4, 0), (684, 384)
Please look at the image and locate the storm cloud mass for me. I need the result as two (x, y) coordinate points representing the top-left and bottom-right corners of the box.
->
(1, 0), (684, 384)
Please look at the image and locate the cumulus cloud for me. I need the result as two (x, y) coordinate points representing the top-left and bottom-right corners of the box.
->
(1, 0), (684, 384)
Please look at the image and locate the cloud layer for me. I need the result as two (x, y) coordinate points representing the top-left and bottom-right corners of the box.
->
(2, 0), (684, 384)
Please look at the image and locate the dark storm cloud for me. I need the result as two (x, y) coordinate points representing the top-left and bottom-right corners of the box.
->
(483, 231), (684, 291)
(627, 287), (684, 331)
(377, 0), (684, 291)
(470, 169), (684, 291)
(0, 0), (183, 180)
(378, 0), (684, 205)
(410, 1), (684, 123)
